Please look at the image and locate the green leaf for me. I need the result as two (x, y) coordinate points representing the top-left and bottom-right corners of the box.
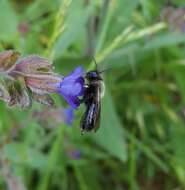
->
(144, 33), (185, 50)
(168, 62), (185, 104)
(171, 128), (185, 168)
(0, 0), (18, 41)
(4, 143), (47, 169)
(93, 88), (127, 162)
(24, 0), (59, 21)
(107, 0), (139, 39)
(53, 0), (92, 59)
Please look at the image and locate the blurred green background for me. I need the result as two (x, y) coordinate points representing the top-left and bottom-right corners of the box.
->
(1, 0), (185, 189)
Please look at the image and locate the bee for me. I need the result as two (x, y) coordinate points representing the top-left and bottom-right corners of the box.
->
(80, 59), (105, 133)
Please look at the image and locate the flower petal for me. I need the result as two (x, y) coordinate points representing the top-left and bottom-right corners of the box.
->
(64, 107), (74, 125)
(56, 66), (85, 108)
(59, 82), (83, 96)
(64, 66), (84, 81)
(60, 92), (80, 109)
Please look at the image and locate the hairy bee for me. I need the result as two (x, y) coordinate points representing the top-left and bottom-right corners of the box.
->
(80, 60), (105, 133)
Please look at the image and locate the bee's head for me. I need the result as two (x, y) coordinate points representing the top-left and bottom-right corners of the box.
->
(85, 71), (102, 81)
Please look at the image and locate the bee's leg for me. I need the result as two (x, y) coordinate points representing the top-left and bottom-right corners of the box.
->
(79, 85), (89, 103)
(80, 128), (85, 135)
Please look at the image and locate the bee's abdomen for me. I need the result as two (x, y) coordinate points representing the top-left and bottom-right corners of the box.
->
(81, 103), (96, 131)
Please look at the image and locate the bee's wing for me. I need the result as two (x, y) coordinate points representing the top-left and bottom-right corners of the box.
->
(94, 102), (101, 132)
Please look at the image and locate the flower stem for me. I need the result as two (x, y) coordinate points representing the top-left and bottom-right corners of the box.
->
(44, 0), (72, 59)
(95, 0), (114, 53)
(37, 125), (65, 190)
(92, 22), (166, 70)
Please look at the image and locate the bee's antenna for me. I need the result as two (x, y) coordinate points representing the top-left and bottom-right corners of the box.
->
(91, 57), (111, 73)
(92, 57), (98, 70)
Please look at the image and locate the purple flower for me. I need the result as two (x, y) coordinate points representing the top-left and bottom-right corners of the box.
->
(68, 150), (81, 160)
(56, 66), (85, 109)
(64, 107), (74, 125)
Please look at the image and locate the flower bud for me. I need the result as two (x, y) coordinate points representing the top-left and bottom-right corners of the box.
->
(0, 83), (10, 103)
(10, 55), (62, 106)
(7, 80), (31, 108)
(14, 55), (53, 75)
(0, 50), (20, 74)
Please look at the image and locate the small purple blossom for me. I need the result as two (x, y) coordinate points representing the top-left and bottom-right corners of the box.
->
(68, 150), (81, 160)
(56, 66), (85, 109)
(64, 107), (74, 125)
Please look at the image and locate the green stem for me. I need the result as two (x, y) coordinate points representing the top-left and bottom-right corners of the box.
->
(97, 23), (166, 64)
(96, 26), (133, 63)
(37, 126), (65, 190)
(0, 43), (3, 51)
(95, 0), (113, 53)
(44, 0), (72, 59)
(128, 129), (138, 190)
(88, 0), (114, 71)
(73, 163), (88, 190)
(123, 128), (169, 173)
